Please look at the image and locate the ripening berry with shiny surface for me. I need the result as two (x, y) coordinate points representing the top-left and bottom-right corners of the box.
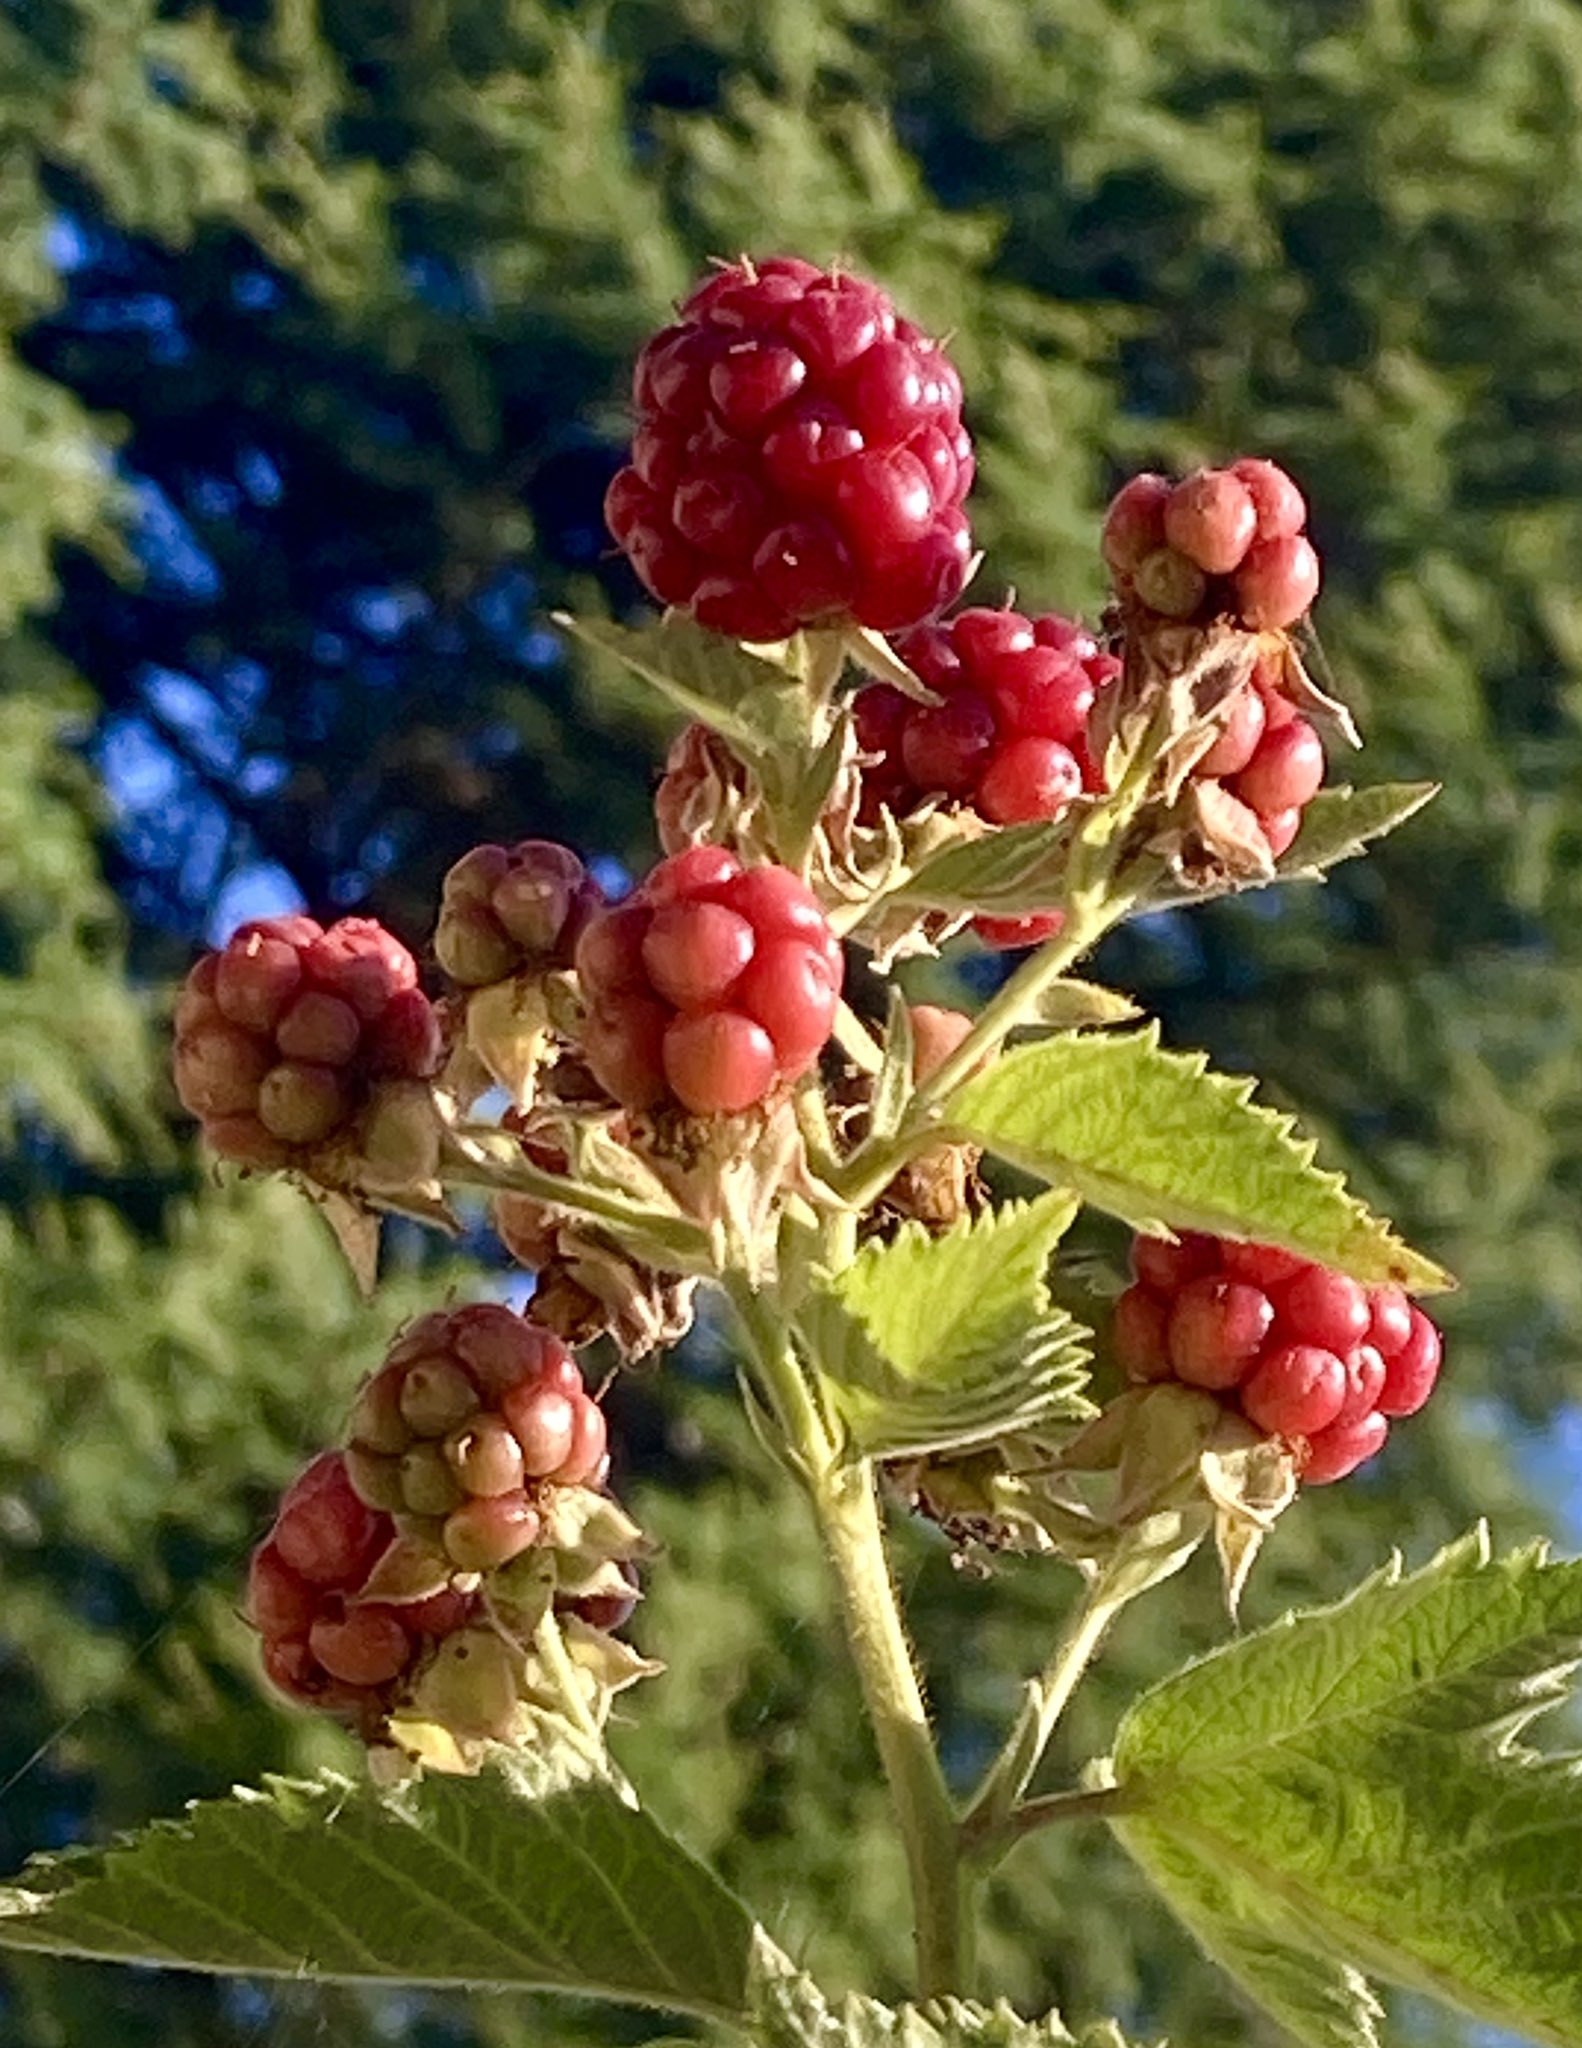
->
(607, 257), (974, 635)
(1120, 1231), (1443, 1484)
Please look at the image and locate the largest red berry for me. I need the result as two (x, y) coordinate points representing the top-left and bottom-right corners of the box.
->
(606, 258), (973, 637)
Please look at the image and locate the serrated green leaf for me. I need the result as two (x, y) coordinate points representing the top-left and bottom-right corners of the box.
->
(745, 1932), (1151, 2045)
(894, 820), (1081, 915)
(944, 1028), (1449, 1291)
(800, 1194), (1094, 1457)
(1109, 1527), (1582, 2048)
(559, 612), (814, 762)
(0, 1747), (755, 2022)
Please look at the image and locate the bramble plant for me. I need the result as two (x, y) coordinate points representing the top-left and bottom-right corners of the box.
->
(5, 253), (1582, 2048)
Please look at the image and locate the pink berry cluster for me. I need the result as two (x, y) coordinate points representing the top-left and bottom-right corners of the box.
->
(1113, 1232), (1442, 1483)
(342, 1305), (609, 1569)
(248, 1450), (475, 1727)
(1102, 460), (1321, 632)
(434, 840), (603, 988)
(173, 915), (441, 1167)
(248, 1306), (627, 1732)
(604, 256), (973, 639)
(575, 846), (844, 1115)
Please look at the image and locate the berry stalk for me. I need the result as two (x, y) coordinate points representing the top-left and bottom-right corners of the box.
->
(727, 1276), (968, 1998)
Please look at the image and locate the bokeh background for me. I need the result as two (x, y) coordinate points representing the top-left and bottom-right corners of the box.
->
(3, 3), (1580, 2044)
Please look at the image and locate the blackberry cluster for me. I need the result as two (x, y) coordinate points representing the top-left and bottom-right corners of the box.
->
(604, 256), (974, 638)
(1113, 1232), (1442, 1483)
(343, 1304), (609, 1571)
(172, 915), (441, 1168)
(575, 847), (844, 1115)
(854, 605), (1121, 950)
(1103, 459), (1321, 632)
(434, 840), (603, 988)
(248, 1450), (476, 1727)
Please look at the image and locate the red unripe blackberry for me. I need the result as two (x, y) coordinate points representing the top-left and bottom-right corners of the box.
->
(972, 911), (1066, 951)
(1218, 1240), (1306, 1288)
(1164, 469), (1258, 575)
(247, 1542), (320, 1640)
(1118, 1229), (1443, 1484)
(977, 737), (1083, 825)
(1274, 1265), (1371, 1352)
(172, 914), (439, 1172)
(577, 857), (843, 1115)
(1132, 1231), (1218, 1294)
(309, 1607), (412, 1688)
(663, 1010), (778, 1114)
(1167, 1276), (1276, 1390)
(901, 695), (998, 796)
(500, 1382), (578, 1477)
(1236, 535), (1322, 630)
(642, 902), (757, 1008)
(1367, 1285), (1414, 1359)
(1101, 472), (1171, 574)
(1301, 1410), (1389, 1485)
(1230, 458), (1307, 541)
(1113, 1285), (1171, 1383)
(1240, 1344), (1347, 1437)
(1335, 1343), (1387, 1426)
(1261, 807), (1303, 858)
(1232, 719), (1325, 816)
(1195, 685), (1267, 778)
(272, 1453), (388, 1588)
(1376, 1307), (1442, 1417)
(553, 1394), (608, 1487)
(608, 257), (973, 635)
(442, 1493), (542, 1572)
(444, 1416), (527, 1497)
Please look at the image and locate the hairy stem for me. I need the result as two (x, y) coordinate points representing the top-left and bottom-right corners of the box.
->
(727, 1279), (968, 1996)
(962, 1782), (1133, 1860)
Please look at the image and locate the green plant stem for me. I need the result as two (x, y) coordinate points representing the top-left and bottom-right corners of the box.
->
(960, 1575), (1126, 1851)
(961, 1782), (1132, 1859)
(817, 1459), (972, 1997)
(726, 1278), (968, 1997)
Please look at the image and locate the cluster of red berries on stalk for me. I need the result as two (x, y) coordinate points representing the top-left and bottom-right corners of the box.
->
(248, 1307), (624, 1729)
(604, 256), (973, 639)
(1103, 460), (1321, 633)
(1113, 1232), (1442, 1482)
(172, 915), (440, 1167)
(853, 604), (1122, 948)
(575, 846), (844, 1115)
(856, 607), (1120, 824)
(434, 839), (603, 987)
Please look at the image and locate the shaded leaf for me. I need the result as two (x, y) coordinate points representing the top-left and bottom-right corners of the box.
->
(892, 820), (1081, 916)
(0, 1747), (755, 2023)
(944, 1028), (1449, 1291)
(559, 613), (813, 764)
(1110, 1527), (1582, 2048)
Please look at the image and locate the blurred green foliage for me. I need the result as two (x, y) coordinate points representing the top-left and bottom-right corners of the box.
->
(2, 2), (1580, 2044)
